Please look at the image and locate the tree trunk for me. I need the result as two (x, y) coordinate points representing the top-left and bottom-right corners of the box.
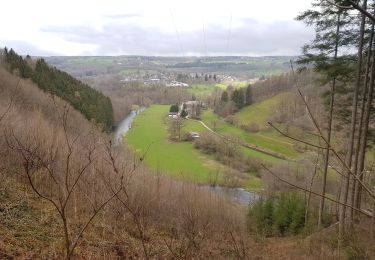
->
(351, 15), (374, 221)
(319, 12), (340, 229)
(318, 77), (335, 229)
(339, 0), (368, 240)
(354, 48), (375, 212)
(306, 153), (320, 226)
(353, 6), (375, 213)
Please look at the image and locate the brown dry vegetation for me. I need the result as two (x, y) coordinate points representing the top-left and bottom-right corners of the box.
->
(0, 63), (250, 259)
(1, 57), (374, 259)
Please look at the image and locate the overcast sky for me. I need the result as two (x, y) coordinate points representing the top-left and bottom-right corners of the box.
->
(0, 0), (314, 56)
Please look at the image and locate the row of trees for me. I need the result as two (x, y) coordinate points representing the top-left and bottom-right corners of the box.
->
(250, 70), (317, 103)
(214, 85), (252, 117)
(2, 48), (114, 131)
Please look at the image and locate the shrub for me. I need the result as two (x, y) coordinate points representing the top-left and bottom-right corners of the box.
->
(180, 109), (188, 118)
(225, 115), (238, 125)
(247, 199), (274, 236)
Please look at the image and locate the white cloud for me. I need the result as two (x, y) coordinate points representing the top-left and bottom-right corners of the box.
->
(0, 0), (314, 56)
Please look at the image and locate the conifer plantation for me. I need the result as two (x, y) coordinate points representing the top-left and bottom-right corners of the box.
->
(3, 48), (113, 131)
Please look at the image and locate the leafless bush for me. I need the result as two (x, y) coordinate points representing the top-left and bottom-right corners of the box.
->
(194, 132), (240, 158)
(214, 100), (237, 117)
(194, 132), (263, 173)
(225, 115), (239, 125)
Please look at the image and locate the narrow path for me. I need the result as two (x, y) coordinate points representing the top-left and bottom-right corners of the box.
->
(193, 119), (290, 161)
(197, 120), (215, 133)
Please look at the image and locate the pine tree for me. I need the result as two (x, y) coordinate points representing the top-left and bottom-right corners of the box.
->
(231, 88), (245, 109)
(221, 91), (229, 102)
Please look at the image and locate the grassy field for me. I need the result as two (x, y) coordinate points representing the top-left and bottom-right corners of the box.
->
(187, 84), (221, 96)
(126, 105), (227, 183)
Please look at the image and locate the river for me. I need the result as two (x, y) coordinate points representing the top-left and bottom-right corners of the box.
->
(206, 186), (259, 206)
(113, 107), (146, 145)
(114, 107), (258, 206)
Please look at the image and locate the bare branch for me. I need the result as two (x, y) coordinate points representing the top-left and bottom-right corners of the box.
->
(325, 0), (353, 10)
(261, 164), (373, 218)
(268, 122), (326, 150)
(325, 0), (375, 22)
(296, 86), (375, 199)
(69, 186), (123, 258)
(289, 61), (375, 200)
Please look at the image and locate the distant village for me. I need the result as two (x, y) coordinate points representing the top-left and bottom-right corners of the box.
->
(120, 71), (242, 88)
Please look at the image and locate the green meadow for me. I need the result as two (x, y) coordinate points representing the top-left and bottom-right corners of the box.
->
(126, 105), (225, 183)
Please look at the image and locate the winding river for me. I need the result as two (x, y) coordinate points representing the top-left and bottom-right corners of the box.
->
(113, 107), (258, 206)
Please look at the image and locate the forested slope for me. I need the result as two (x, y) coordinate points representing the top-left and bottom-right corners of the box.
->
(1, 48), (113, 130)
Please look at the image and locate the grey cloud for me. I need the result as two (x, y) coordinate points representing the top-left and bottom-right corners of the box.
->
(40, 19), (313, 56)
(104, 13), (142, 19)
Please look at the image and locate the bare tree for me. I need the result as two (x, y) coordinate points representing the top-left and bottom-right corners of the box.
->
(6, 104), (124, 259)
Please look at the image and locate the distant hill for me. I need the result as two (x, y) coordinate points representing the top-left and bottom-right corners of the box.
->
(44, 55), (297, 79)
(1, 48), (113, 131)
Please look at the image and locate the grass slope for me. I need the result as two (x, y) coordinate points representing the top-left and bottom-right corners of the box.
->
(234, 92), (289, 128)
